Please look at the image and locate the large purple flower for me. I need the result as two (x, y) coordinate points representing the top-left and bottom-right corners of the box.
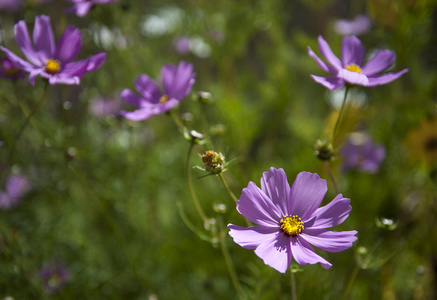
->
(307, 35), (408, 90)
(120, 61), (196, 121)
(65, 0), (117, 17)
(228, 168), (357, 273)
(0, 15), (106, 86)
(340, 132), (386, 173)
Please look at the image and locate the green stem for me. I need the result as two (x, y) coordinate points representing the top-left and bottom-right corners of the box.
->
(340, 263), (360, 300)
(323, 161), (339, 194)
(218, 219), (246, 300)
(218, 173), (251, 227)
(331, 86), (349, 148)
(186, 143), (208, 223)
(1, 83), (48, 177)
(218, 173), (238, 204)
(169, 109), (185, 132)
(290, 268), (297, 300)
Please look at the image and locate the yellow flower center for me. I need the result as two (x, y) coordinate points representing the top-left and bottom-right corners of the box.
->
(45, 59), (61, 75)
(4, 68), (20, 77)
(159, 95), (170, 103)
(345, 63), (362, 74)
(280, 215), (304, 236)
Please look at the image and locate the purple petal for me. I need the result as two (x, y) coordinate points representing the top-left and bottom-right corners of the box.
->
(120, 99), (179, 121)
(341, 36), (365, 66)
(307, 46), (336, 74)
(337, 69), (369, 86)
(33, 15), (55, 63)
(6, 175), (31, 199)
(301, 229), (357, 252)
(228, 224), (279, 249)
(29, 69), (43, 86)
(260, 167), (290, 216)
(306, 194), (352, 228)
(85, 53), (106, 72)
(310, 75), (345, 90)
(254, 233), (292, 273)
(291, 236), (332, 269)
(237, 182), (282, 227)
(366, 69), (408, 87)
(317, 36), (342, 71)
(48, 76), (80, 85)
(65, 2), (93, 17)
(134, 74), (162, 104)
(362, 50), (396, 76)
(14, 20), (42, 66)
(121, 89), (145, 107)
(288, 172), (327, 220)
(53, 26), (82, 64)
(1, 46), (35, 72)
(161, 61), (195, 99)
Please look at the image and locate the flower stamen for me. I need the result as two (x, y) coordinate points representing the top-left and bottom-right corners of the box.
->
(45, 59), (61, 74)
(159, 95), (170, 103)
(345, 63), (362, 74)
(280, 215), (304, 236)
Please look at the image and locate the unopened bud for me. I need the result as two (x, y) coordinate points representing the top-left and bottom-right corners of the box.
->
(314, 139), (334, 161)
(197, 91), (212, 104)
(184, 129), (204, 144)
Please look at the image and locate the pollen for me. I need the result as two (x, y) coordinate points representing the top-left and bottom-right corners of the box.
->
(280, 215), (304, 236)
(345, 63), (363, 74)
(159, 95), (170, 103)
(45, 59), (61, 75)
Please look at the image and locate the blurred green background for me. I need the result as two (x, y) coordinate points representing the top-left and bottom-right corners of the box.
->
(1, 0), (437, 299)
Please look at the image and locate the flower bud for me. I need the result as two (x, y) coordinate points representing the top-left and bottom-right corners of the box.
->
(202, 150), (225, 174)
(213, 203), (227, 214)
(197, 91), (212, 104)
(314, 139), (334, 161)
(184, 129), (204, 144)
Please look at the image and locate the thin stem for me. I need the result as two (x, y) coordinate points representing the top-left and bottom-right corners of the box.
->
(290, 268), (297, 300)
(340, 263), (360, 300)
(169, 109), (185, 132)
(218, 218), (246, 300)
(1, 83), (48, 177)
(218, 173), (251, 226)
(218, 173), (238, 204)
(323, 161), (339, 194)
(331, 86), (349, 148)
(186, 143), (208, 223)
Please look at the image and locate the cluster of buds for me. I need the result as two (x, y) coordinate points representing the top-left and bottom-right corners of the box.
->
(202, 150), (225, 174)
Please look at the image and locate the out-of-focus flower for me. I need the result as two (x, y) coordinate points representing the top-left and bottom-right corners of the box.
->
(0, 57), (25, 80)
(0, 15), (106, 86)
(120, 61), (196, 121)
(406, 119), (437, 164)
(0, 175), (32, 209)
(88, 96), (121, 118)
(228, 168), (357, 273)
(37, 263), (70, 294)
(0, 0), (22, 12)
(307, 35), (408, 90)
(65, 0), (117, 17)
(173, 36), (191, 55)
(334, 15), (371, 36)
(340, 132), (386, 173)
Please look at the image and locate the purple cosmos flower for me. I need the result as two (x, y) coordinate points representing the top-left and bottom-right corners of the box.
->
(228, 168), (357, 273)
(120, 61), (196, 121)
(88, 96), (121, 118)
(307, 35), (408, 90)
(340, 132), (386, 173)
(0, 15), (106, 86)
(0, 57), (25, 80)
(38, 263), (70, 294)
(0, 175), (32, 209)
(334, 15), (371, 36)
(65, 0), (117, 17)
